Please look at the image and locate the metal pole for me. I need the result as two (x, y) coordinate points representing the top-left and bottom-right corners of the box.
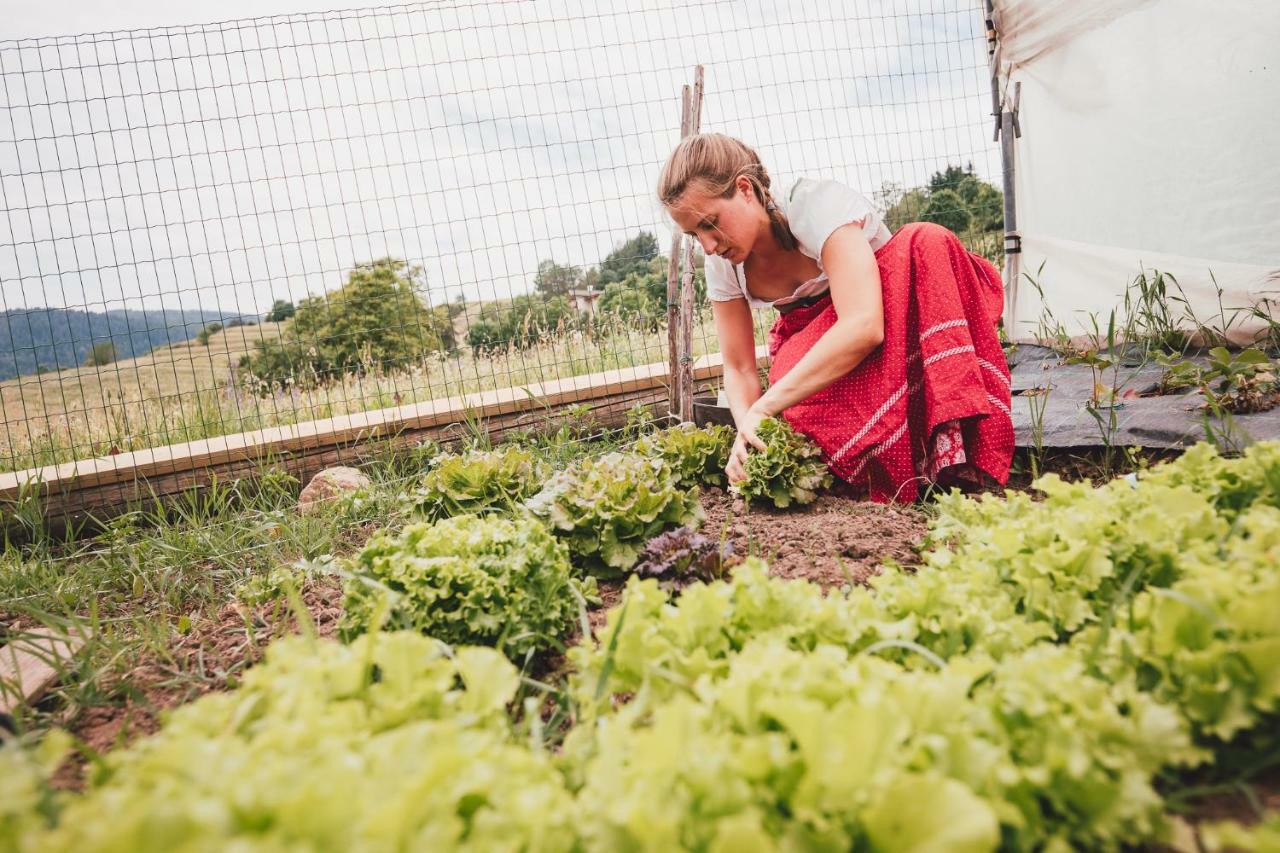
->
(1000, 86), (1022, 333)
(985, 0), (1022, 332)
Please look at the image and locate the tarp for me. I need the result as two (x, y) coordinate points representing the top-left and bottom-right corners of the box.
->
(1006, 345), (1280, 449)
(991, 0), (1280, 342)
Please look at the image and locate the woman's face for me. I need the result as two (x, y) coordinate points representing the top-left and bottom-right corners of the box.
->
(668, 176), (767, 265)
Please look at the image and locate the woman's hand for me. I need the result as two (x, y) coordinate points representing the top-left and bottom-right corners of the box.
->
(726, 405), (770, 484)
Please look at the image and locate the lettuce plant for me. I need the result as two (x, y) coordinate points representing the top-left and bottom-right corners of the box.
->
(524, 452), (703, 576)
(732, 417), (832, 508)
(11, 634), (577, 851)
(633, 422), (735, 489)
(405, 446), (548, 520)
(632, 525), (738, 590)
(340, 514), (589, 659)
(7, 441), (1280, 853)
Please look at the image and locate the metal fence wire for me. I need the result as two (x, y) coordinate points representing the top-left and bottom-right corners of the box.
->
(0, 0), (1001, 477)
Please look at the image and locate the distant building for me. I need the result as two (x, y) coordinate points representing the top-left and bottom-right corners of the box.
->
(567, 286), (602, 317)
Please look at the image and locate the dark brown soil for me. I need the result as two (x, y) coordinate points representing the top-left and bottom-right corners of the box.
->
(699, 487), (928, 589)
(586, 580), (626, 636)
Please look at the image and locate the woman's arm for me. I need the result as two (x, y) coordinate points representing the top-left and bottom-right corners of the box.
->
(711, 296), (770, 482)
(746, 223), (884, 427)
(711, 296), (763, 424)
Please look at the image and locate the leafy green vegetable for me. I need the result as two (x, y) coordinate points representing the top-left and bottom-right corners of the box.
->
(524, 451), (703, 576)
(565, 588), (1190, 851)
(632, 525), (738, 590)
(732, 417), (832, 507)
(13, 634), (577, 851)
(8, 441), (1280, 853)
(404, 446), (548, 520)
(1200, 812), (1280, 852)
(633, 422), (735, 489)
(0, 730), (69, 847)
(340, 514), (590, 659)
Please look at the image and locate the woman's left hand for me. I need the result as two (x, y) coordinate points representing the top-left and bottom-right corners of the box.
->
(737, 404), (770, 455)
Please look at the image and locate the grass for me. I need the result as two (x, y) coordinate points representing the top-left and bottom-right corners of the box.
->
(0, 420), (639, 741)
(0, 311), (750, 474)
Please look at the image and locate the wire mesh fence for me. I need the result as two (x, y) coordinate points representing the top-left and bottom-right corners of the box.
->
(0, 0), (1001, 480)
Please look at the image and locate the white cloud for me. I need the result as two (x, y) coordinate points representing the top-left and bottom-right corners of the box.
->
(0, 0), (998, 314)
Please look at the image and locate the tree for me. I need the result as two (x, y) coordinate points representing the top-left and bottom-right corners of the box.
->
(594, 256), (707, 333)
(928, 164), (975, 196)
(242, 258), (454, 388)
(598, 232), (659, 285)
(84, 342), (116, 367)
(881, 167), (1003, 241)
(922, 189), (972, 234)
(265, 299), (296, 323)
(882, 182), (931, 233)
(928, 164), (1003, 233)
(533, 260), (581, 298)
(597, 281), (662, 332)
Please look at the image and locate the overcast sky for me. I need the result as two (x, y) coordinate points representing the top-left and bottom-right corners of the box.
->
(0, 0), (998, 315)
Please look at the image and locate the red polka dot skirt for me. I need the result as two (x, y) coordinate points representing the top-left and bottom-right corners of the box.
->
(769, 221), (1015, 503)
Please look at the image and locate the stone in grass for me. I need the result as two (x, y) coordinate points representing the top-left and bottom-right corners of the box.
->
(298, 466), (370, 514)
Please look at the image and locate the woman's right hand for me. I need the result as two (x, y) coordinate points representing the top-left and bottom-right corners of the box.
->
(726, 431), (751, 484)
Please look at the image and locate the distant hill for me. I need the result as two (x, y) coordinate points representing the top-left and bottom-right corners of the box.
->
(0, 307), (252, 381)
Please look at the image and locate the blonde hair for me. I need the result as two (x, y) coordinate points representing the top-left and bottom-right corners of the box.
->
(657, 133), (797, 252)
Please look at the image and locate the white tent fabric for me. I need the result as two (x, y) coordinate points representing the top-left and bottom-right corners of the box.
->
(992, 0), (1280, 342)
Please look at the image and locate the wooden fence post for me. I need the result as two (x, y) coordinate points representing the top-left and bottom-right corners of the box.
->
(678, 66), (705, 422)
(665, 84), (692, 418)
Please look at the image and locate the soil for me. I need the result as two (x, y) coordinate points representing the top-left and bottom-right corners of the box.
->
(698, 487), (928, 589)
(579, 487), (928, 636)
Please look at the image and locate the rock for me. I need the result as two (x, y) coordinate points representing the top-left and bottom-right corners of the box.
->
(298, 466), (370, 514)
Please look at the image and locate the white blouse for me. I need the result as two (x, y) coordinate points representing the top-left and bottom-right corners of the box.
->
(704, 177), (892, 311)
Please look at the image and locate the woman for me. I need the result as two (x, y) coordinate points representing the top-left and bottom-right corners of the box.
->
(658, 133), (1013, 502)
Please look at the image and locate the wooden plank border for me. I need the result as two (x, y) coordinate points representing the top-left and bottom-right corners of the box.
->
(0, 634), (85, 720)
(1, 349), (764, 529)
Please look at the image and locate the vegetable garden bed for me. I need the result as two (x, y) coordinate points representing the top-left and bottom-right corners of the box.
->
(3, 422), (1279, 851)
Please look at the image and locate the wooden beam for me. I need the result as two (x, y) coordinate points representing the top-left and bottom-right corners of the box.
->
(0, 349), (767, 533)
(0, 634), (85, 719)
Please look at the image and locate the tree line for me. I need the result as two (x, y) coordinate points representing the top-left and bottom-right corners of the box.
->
(242, 165), (1001, 389)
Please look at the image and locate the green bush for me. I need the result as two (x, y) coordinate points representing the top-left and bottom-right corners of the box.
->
(524, 451), (703, 576)
(732, 417), (832, 507)
(405, 446), (549, 521)
(596, 279), (663, 332)
(83, 341), (116, 366)
(593, 256), (708, 333)
(466, 294), (580, 355)
(242, 258), (454, 388)
(340, 514), (588, 659)
(195, 322), (222, 346)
